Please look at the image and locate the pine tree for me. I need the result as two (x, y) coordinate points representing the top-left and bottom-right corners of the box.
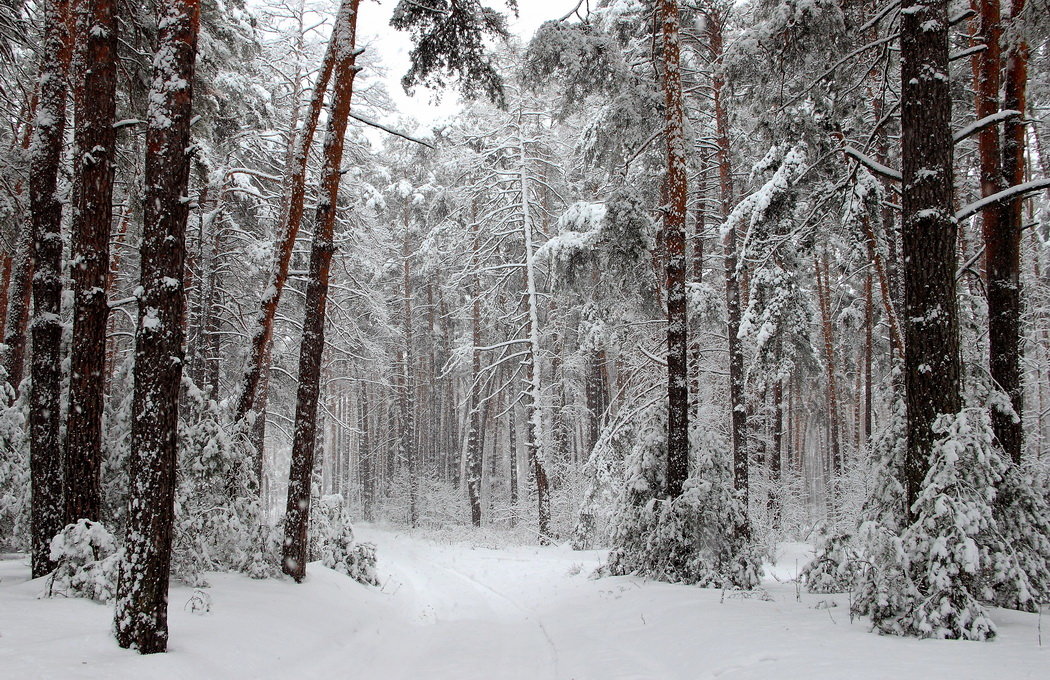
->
(27, 0), (73, 578)
(64, 0), (119, 525)
(114, 0), (202, 653)
(282, 0), (363, 582)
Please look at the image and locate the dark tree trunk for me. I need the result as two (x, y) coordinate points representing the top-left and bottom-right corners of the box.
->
(900, 0), (962, 519)
(28, 0), (73, 578)
(114, 0), (201, 654)
(359, 383), (375, 522)
(64, 0), (119, 525)
(2, 225), (33, 392)
(281, 0), (362, 583)
(0, 253), (11, 341)
(659, 0), (689, 499)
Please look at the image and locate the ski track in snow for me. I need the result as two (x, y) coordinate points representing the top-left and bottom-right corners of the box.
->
(2, 531), (1048, 679)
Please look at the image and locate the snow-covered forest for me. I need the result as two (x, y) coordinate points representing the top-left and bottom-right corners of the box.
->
(1, 0), (1049, 676)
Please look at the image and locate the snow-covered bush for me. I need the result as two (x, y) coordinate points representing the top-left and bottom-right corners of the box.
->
(855, 409), (999, 640)
(173, 380), (279, 585)
(44, 520), (119, 602)
(982, 461), (1050, 612)
(602, 403), (760, 588)
(800, 531), (858, 593)
(310, 494), (378, 586)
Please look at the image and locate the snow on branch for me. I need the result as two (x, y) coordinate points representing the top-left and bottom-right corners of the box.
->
(348, 112), (434, 148)
(843, 146), (902, 182)
(953, 110), (1021, 145)
(956, 179), (1050, 222)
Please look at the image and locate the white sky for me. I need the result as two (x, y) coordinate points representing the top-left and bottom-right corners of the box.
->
(355, 0), (583, 131)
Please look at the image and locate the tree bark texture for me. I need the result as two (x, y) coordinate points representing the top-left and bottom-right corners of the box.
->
(900, 0), (962, 519)
(659, 0), (689, 499)
(64, 0), (119, 525)
(114, 0), (201, 654)
(28, 0), (73, 578)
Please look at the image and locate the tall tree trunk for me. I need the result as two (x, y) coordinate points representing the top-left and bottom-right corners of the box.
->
(900, 0), (962, 519)
(281, 0), (361, 583)
(27, 0), (73, 578)
(400, 222), (418, 526)
(990, 0), (1028, 464)
(235, 32), (337, 426)
(1, 90), (39, 394)
(659, 0), (689, 499)
(466, 213), (483, 526)
(707, 7), (749, 509)
(359, 382), (375, 522)
(2, 225), (33, 391)
(0, 253), (11, 341)
(64, 0), (119, 525)
(518, 123), (551, 543)
(114, 0), (201, 654)
(864, 270), (873, 445)
(815, 253), (841, 476)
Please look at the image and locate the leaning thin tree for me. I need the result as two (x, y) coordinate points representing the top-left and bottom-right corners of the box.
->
(114, 0), (202, 654)
(282, 0), (362, 583)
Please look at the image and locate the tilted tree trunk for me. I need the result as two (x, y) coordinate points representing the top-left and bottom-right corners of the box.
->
(281, 0), (362, 582)
(658, 0), (689, 499)
(235, 33), (337, 427)
(989, 0), (1028, 464)
(113, 0), (201, 654)
(900, 0), (962, 519)
(64, 0), (119, 525)
(27, 0), (73, 578)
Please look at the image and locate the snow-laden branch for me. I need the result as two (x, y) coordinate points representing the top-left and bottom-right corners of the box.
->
(953, 110), (1021, 145)
(349, 112), (434, 148)
(956, 179), (1050, 222)
(843, 146), (902, 182)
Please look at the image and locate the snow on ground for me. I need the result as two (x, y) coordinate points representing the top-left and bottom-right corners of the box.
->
(2, 528), (1047, 679)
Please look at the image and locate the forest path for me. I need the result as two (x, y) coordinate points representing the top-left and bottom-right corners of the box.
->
(323, 526), (582, 679)
(2, 528), (1046, 679)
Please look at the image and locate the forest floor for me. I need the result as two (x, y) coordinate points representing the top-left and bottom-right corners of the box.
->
(1, 526), (1047, 679)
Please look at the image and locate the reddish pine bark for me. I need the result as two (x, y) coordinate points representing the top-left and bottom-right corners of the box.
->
(114, 0), (202, 653)
(64, 0), (119, 525)
(282, 0), (362, 582)
(659, 0), (689, 499)
(990, 0), (1028, 464)
(707, 8), (748, 503)
(28, 0), (74, 578)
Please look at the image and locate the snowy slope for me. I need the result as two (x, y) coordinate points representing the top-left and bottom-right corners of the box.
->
(1, 529), (1047, 679)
